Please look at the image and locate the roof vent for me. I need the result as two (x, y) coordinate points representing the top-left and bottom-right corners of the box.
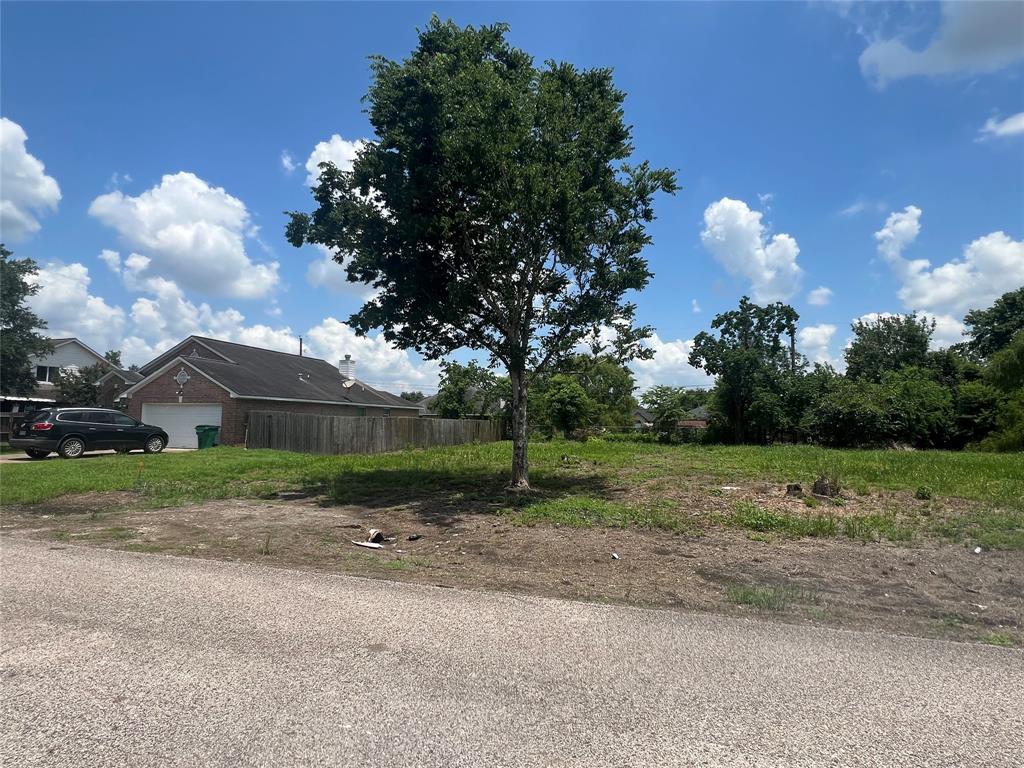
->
(339, 355), (356, 381)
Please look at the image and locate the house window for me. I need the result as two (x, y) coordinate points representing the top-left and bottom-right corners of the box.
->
(35, 366), (60, 383)
(382, 409), (391, 418)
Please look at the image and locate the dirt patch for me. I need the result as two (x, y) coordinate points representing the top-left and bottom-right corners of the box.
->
(3, 492), (1021, 646)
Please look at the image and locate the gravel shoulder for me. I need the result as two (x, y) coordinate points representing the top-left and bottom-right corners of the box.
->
(2, 537), (1022, 768)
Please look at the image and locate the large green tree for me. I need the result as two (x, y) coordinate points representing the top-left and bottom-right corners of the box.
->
(54, 364), (104, 407)
(434, 360), (503, 420)
(0, 245), (52, 395)
(286, 18), (675, 488)
(961, 287), (1024, 361)
(688, 297), (800, 443)
(845, 313), (933, 381)
(556, 353), (637, 427)
(538, 374), (593, 436)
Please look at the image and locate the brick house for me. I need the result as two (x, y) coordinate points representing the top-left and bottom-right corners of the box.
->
(118, 336), (422, 448)
(97, 368), (144, 409)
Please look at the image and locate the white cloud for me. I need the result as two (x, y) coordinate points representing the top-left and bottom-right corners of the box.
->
(839, 199), (887, 217)
(98, 249), (121, 273)
(807, 286), (833, 307)
(799, 324), (838, 366)
(22, 253), (439, 392)
(305, 135), (365, 186)
(106, 171), (133, 191)
(691, 299), (701, 313)
(875, 205), (922, 266)
(630, 334), (713, 390)
(859, 2), (1024, 88)
(280, 150), (296, 173)
(978, 112), (1024, 141)
(922, 312), (966, 350)
(875, 206), (1024, 317)
(27, 262), (125, 351)
(305, 317), (441, 392)
(305, 245), (375, 298)
(0, 117), (61, 241)
(701, 197), (803, 303)
(88, 171), (279, 299)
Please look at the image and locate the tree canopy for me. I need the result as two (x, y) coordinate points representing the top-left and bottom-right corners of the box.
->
(55, 364), (104, 407)
(0, 245), (52, 396)
(434, 361), (503, 420)
(845, 313), (933, 382)
(688, 297), (800, 443)
(286, 18), (675, 487)
(961, 287), (1024, 361)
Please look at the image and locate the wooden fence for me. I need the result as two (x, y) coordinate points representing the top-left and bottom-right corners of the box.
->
(245, 411), (501, 455)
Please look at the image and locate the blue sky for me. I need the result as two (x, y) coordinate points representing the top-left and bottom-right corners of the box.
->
(2, 1), (1022, 393)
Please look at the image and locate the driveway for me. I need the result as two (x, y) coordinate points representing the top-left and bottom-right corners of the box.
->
(0, 447), (194, 462)
(1, 539), (1021, 767)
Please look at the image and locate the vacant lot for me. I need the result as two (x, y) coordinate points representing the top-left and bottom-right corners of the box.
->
(2, 440), (1021, 644)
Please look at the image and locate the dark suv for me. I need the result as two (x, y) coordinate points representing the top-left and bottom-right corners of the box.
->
(9, 408), (169, 460)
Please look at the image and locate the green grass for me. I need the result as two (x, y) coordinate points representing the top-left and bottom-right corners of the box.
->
(932, 511), (1024, 551)
(841, 513), (917, 543)
(726, 584), (820, 611)
(982, 632), (1017, 648)
(725, 501), (838, 538)
(2, 440), (1021, 547)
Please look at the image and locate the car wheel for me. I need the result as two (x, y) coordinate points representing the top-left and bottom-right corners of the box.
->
(144, 436), (166, 454)
(58, 437), (86, 459)
(25, 449), (49, 459)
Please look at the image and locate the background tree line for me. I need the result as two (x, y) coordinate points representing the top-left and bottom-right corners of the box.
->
(685, 288), (1023, 452)
(432, 286), (1022, 453)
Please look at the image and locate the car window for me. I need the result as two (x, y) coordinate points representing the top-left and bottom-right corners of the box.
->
(112, 414), (137, 426)
(24, 410), (52, 423)
(57, 411), (84, 422)
(84, 412), (115, 424)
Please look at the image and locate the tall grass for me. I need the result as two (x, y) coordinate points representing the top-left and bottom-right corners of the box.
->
(2, 439), (1020, 515)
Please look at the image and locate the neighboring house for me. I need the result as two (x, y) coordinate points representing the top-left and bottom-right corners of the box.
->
(633, 406), (654, 430)
(97, 368), (144, 409)
(679, 405), (710, 430)
(0, 337), (111, 442)
(118, 336), (422, 448)
(416, 394), (438, 416)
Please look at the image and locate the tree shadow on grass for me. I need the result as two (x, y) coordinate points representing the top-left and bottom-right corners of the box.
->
(315, 465), (614, 527)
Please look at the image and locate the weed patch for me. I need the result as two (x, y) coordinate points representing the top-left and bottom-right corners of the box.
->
(983, 632), (1016, 648)
(726, 502), (836, 538)
(726, 584), (820, 611)
(841, 514), (916, 543)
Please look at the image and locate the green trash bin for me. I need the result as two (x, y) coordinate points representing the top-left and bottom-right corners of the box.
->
(195, 424), (220, 449)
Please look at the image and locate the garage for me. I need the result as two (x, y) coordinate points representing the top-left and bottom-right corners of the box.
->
(141, 404), (222, 449)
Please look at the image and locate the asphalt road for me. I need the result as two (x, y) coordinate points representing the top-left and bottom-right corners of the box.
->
(2, 539), (1021, 767)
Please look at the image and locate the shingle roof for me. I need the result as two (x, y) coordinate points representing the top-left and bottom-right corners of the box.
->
(686, 405), (711, 420)
(158, 336), (417, 409)
(114, 369), (143, 383)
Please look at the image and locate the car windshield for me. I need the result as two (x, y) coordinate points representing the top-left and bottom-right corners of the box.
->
(23, 410), (52, 423)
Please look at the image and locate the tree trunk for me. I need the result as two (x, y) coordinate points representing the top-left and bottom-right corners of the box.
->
(508, 369), (530, 490)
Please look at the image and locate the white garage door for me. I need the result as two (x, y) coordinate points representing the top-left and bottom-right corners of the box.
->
(141, 404), (223, 449)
